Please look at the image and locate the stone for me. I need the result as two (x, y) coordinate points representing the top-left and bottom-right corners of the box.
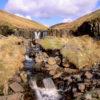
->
(64, 76), (72, 82)
(53, 72), (63, 79)
(48, 57), (56, 65)
(46, 64), (59, 71)
(7, 93), (24, 100)
(85, 94), (92, 100)
(20, 71), (27, 83)
(63, 63), (69, 68)
(55, 56), (61, 65)
(45, 64), (63, 78)
(62, 58), (69, 67)
(49, 70), (56, 76)
(73, 74), (81, 81)
(35, 55), (43, 63)
(64, 68), (78, 74)
(85, 71), (93, 79)
(53, 68), (63, 78)
(78, 83), (85, 92)
(10, 82), (24, 93)
(12, 75), (22, 83)
(35, 52), (48, 63)
(0, 96), (7, 100)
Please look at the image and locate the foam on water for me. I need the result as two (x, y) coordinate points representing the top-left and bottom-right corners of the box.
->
(30, 80), (61, 100)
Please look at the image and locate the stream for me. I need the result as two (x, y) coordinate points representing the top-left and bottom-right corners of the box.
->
(24, 40), (61, 100)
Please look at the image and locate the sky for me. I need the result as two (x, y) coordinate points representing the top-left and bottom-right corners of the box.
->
(0, 0), (100, 26)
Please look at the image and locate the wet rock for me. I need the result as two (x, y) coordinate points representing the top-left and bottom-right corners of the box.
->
(85, 71), (93, 79)
(10, 82), (24, 93)
(78, 83), (85, 92)
(7, 93), (24, 100)
(48, 57), (56, 65)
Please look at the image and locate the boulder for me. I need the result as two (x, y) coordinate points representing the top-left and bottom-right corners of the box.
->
(78, 83), (85, 92)
(48, 57), (56, 65)
(10, 82), (24, 93)
(55, 56), (61, 65)
(35, 52), (48, 63)
(20, 71), (27, 83)
(85, 71), (93, 79)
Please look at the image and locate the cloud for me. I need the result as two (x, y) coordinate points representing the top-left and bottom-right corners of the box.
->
(5, 0), (99, 19)
(62, 18), (73, 23)
(15, 13), (32, 20)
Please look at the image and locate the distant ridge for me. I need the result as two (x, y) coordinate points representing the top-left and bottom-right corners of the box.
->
(51, 9), (100, 31)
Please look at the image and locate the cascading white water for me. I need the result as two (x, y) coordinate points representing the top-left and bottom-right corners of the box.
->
(25, 42), (61, 100)
(34, 32), (41, 39)
(30, 78), (61, 100)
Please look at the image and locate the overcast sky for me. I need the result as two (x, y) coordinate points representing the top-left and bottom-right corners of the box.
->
(0, 0), (100, 26)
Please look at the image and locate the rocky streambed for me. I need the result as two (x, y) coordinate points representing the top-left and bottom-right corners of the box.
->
(24, 40), (100, 100)
(0, 39), (100, 100)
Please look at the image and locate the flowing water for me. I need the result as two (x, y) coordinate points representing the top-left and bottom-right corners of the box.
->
(24, 40), (61, 100)
(25, 54), (61, 100)
(30, 79), (61, 100)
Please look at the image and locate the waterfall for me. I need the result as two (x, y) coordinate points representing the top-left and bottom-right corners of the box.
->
(34, 32), (41, 39)
(29, 78), (61, 100)
(30, 80), (43, 100)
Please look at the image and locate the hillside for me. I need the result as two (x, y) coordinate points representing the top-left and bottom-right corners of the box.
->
(51, 9), (100, 37)
(0, 10), (47, 30)
(0, 10), (48, 37)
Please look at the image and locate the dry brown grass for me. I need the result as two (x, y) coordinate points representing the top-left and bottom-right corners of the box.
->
(38, 36), (100, 69)
(0, 36), (25, 85)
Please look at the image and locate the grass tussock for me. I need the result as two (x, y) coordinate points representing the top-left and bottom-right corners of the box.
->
(38, 36), (100, 69)
(0, 36), (25, 85)
(38, 36), (67, 49)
